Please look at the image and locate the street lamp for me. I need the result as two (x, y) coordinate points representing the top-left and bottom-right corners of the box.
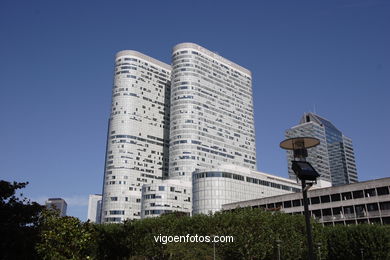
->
(280, 137), (320, 260)
(276, 239), (282, 260)
(317, 242), (322, 260)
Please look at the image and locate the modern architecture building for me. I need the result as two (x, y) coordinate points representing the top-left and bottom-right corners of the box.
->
(101, 43), (259, 222)
(169, 43), (257, 182)
(192, 165), (301, 215)
(285, 113), (358, 186)
(223, 178), (390, 225)
(101, 50), (171, 222)
(141, 179), (192, 218)
(45, 198), (67, 217)
(87, 194), (102, 223)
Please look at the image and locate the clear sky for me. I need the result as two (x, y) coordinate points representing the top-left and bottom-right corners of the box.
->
(0, 0), (389, 220)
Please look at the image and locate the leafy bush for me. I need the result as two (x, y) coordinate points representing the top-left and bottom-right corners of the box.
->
(325, 224), (390, 260)
(2, 180), (389, 260)
(0, 180), (44, 260)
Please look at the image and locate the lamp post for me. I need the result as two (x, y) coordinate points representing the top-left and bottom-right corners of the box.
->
(317, 242), (322, 260)
(280, 137), (320, 260)
(276, 239), (282, 260)
(213, 235), (216, 260)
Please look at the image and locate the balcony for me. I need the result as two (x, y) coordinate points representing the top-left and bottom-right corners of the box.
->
(367, 211), (381, 217)
(381, 209), (390, 216)
(344, 213), (355, 219)
(322, 215), (333, 221)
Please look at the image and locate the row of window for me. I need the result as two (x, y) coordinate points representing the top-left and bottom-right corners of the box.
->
(255, 186), (390, 209)
(193, 171), (300, 192)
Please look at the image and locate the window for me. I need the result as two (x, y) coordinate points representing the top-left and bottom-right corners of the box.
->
(364, 189), (376, 197)
(332, 207), (342, 215)
(331, 193), (341, 202)
(320, 195), (330, 203)
(343, 206), (354, 215)
(312, 210), (321, 219)
(355, 205), (366, 217)
(159, 186), (165, 191)
(311, 197), (320, 204)
(366, 203), (378, 212)
(322, 208), (332, 216)
(109, 210), (125, 215)
(377, 186), (389, 196)
(267, 203), (275, 209)
(380, 201), (390, 210)
(342, 192), (352, 200)
(353, 190), (364, 199)
(292, 199), (301, 207)
(283, 201), (292, 208)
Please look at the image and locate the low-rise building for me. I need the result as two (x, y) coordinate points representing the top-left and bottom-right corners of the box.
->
(223, 177), (390, 225)
(141, 179), (192, 218)
(192, 165), (302, 215)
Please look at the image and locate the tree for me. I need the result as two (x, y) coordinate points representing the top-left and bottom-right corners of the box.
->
(0, 180), (44, 260)
(36, 211), (96, 260)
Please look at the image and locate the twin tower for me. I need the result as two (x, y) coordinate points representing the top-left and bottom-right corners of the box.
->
(101, 43), (257, 222)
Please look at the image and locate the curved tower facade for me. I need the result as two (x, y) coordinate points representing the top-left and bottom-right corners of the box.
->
(101, 51), (171, 222)
(169, 43), (257, 181)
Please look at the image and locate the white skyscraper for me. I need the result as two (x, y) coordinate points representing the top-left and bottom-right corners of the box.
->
(87, 194), (102, 223)
(101, 51), (171, 222)
(102, 43), (258, 222)
(169, 43), (257, 181)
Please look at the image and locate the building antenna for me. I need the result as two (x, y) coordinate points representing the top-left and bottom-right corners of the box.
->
(313, 104), (317, 114)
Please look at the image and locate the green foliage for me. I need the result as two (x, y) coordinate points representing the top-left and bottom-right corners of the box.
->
(165, 243), (217, 260)
(94, 222), (132, 259)
(0, 180), (44, 260)
(2, 182), (389, 260)
(325, 224), (390, 260)
(36, 210), (96, 260)
(211, 209), (327, 260)
(83, 209), (328, 260)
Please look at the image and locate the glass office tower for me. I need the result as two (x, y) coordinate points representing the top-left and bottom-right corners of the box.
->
(285, 113), (358, 186)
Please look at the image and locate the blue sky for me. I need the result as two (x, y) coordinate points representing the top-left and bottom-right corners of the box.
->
(0, 0), (389, 220)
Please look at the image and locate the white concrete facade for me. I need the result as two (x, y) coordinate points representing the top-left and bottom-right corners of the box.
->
(223, 178), (390, 225)
(141, 179), (192, 218)
(87, 194), (102, 223)
(102, 43), (263, 221)
(101, 51), (171, 222)
(192, 165), (301, 215)
(169, 43), (256, 182)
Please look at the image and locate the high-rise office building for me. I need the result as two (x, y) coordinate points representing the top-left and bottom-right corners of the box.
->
(101, 51), (171, 222)
(45, 198), (67, 217)
(102, 43), (257, 222)
(169, 43), (256, 181)
(285, 113), (358, 186)
(87, 194), (102, 223)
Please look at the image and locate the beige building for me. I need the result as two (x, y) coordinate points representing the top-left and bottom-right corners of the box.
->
(223, 178), (390, 225)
